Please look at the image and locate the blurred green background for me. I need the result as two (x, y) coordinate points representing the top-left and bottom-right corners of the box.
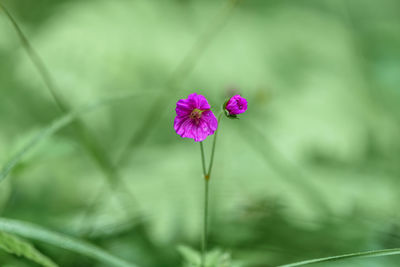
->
(1, 0), (400, 266)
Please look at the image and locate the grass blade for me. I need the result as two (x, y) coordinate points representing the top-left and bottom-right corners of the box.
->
(278, 248), (400, 266)
(0, 2), (66, 111)
(0, 230), (57, 267)
(0, 91), (153, 183)
(0, 2), (139, 213)
(0, 218), (138, 267)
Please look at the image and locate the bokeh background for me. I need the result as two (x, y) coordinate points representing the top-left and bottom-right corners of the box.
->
(1, 0), (400, 266)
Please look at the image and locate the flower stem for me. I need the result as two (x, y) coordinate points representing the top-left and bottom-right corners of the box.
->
(201, 178), (209, 267)
(199, 142), (208, 267)
(199, 113), (223, 267)
(200, 142), (207, 177)
(207, 113), (223, 178)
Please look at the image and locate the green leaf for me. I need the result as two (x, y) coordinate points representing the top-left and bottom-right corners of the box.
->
(278, 248), (400, 266)
(178, 245), (201, 266)
(0, 218), (138, 267)
(0, 230), (58, 267)
(178, 246), (242, 267)
(0, 91), (155, 184)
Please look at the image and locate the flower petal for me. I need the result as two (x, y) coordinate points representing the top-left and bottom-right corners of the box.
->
(188, 93), (211, 110)
(201, 110), (218, 133)
(176, 98), (193, 117)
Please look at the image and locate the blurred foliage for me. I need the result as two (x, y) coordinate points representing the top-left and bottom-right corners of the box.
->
(0, 231), (57, 267)
(1, 0), (400, 266)
(178, 245), (242, 267)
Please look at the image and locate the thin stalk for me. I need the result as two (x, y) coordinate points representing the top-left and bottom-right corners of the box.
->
(0, 2), (66, 112)
(277, 248), (400, 267)
(200, 142), (207, 177)
(199, 112), (223, 267)
(201, 179), (209, 267)
(199, 141), (208, 266)
(207, 113), (223, 178)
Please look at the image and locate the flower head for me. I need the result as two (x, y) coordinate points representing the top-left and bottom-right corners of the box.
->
(174, 93), (218, 142)
(225, 94), (248, 115)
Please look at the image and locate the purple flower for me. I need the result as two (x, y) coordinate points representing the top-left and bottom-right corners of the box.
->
(174, 93), (218, 142)
(225, 95), (248, 115)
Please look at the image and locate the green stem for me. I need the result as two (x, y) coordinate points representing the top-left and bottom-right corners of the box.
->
(277, 248), (400, 267)
(207, 113), (223, 178)
(201, 179), (209, 267)
(200, 142), (207, 177)
(199, 112), (223, 267)
(199, 142), (208, 267)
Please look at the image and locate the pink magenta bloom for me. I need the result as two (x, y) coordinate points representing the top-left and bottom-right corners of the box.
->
(225, 94), (248, 115)
(174, 93), (218, 142)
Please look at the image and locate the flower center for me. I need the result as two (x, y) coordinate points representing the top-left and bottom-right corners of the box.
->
(190, 108), (205, 121)
(236, 99), (243, 109)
